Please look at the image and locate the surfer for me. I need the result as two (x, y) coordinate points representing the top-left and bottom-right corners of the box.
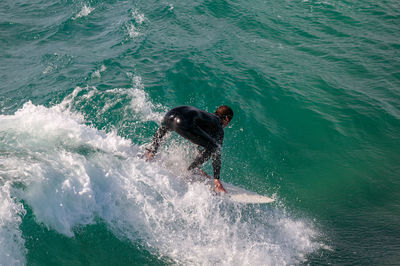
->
(145, 105), (233, 193)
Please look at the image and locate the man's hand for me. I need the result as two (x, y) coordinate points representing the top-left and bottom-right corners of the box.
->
(144, 150), (154, 161)
(214, 179), (227, 193)
(196, 170), (226, 193)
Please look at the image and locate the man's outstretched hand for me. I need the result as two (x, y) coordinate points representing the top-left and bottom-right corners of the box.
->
(214, 178), (227, 193)
(144, 150), (154, 161)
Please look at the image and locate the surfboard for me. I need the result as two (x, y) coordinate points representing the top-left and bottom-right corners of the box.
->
(185, 172), (274, 204)
(222, 182), (275, 204)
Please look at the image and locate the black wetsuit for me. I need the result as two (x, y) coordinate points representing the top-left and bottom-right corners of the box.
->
(148, 106), (224, 179)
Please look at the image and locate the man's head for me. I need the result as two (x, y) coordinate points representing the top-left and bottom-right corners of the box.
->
(215, 105), (233, 128)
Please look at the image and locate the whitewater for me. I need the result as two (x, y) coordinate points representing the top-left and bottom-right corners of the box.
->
(0, 86), (322, 265)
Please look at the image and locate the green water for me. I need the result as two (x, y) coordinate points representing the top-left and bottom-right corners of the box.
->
(1, 0), (399, 264)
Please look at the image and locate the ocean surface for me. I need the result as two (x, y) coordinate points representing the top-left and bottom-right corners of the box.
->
(1, 0), (399, 265)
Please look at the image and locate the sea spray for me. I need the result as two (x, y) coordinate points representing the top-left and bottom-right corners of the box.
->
(0, 183), (26, 266)
(72, 5), (94, 20)
(0, 87), (322, 264)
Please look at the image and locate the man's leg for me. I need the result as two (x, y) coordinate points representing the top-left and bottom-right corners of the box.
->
(187, 146), (213, 172)
(173, 123), (218, 173)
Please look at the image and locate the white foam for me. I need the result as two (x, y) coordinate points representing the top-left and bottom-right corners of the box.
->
(55, 84), (164, 125)
(126, 23), (140, 39)
(73, 5), (94, 20)
(0, 183), (26, 266)
(131, 9), (145, 25)
(130, 75), (165, 122)
(0, 87), (323, 264)
(125, 9), (146, 39)
(43, 65), (54, 74)
(91, 64), (106, 79)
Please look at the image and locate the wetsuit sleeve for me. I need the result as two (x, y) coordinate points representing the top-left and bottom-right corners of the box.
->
(188, 148), (212, 171)
(212, 129), (224, 179)
(148, 126), (169, 154)
(212, 148), (222, 179)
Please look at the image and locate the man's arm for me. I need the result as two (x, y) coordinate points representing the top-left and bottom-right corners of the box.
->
(145, 126), (169, 160)
(211, 149), (226, 193)
(211, 149), (221, 180)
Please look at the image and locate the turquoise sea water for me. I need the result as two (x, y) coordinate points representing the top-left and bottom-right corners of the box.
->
(1, 0), (399, 264)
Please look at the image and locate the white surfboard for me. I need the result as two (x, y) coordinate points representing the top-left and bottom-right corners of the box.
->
(222, 182), (275, 204)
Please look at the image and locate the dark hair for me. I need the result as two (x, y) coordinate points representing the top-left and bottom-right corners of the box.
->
(215, 105), (233, 121)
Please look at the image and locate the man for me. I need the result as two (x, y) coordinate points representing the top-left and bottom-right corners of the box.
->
(145, 105), (233, 193)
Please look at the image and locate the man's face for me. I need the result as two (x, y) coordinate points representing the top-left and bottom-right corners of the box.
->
(222, 117), (231, 128)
